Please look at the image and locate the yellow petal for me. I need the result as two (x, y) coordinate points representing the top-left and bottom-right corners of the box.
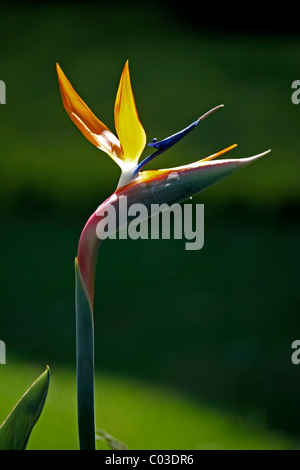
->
(114, 61), (146, 166)
(56, 63), (123, 166)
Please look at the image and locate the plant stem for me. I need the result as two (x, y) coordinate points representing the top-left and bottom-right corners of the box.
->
(75, 259), (96, 450)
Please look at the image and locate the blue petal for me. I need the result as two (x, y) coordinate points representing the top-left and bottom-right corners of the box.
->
(134, 104), (224, 175)
(148, 118), (200, 150)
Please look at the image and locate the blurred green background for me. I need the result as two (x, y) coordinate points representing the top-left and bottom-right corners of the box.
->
(0, 1), (299, 450)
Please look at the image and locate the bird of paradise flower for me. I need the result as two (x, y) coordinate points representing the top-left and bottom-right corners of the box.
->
(56, 60), (270, 449)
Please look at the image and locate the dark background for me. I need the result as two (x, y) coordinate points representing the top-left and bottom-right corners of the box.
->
(0, 0), (299, 445)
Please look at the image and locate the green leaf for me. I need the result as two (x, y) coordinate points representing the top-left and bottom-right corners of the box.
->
(96, 428), (129, 450)
(0, 366), (50, 450)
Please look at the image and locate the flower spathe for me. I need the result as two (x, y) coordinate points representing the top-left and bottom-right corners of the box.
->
(57, 61), (270, 309)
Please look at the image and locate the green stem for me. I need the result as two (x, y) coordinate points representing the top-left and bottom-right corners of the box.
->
(75, 259), (96, 450)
